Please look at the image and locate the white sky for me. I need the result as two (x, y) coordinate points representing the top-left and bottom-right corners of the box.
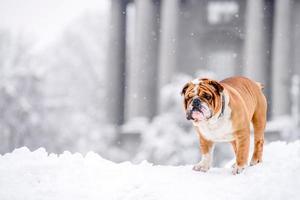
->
(0, 0), (109, 48)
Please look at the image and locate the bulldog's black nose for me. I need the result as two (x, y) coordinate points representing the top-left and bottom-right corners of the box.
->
(192, 98), (201, 107)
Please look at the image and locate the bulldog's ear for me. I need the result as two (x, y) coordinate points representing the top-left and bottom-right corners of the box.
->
(181, 82), (190, 110)
(181, 82), (191, 96)
(208, 80), (224, 93)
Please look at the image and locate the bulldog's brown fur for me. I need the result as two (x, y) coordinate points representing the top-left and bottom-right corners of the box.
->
(181, 76), (267, 174)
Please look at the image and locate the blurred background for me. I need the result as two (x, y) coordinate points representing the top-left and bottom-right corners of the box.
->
(0, 0), (299, 166)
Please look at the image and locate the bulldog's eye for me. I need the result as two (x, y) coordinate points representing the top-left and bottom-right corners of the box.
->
(202, 93), (212, 100)
(187, 93), (194, 99)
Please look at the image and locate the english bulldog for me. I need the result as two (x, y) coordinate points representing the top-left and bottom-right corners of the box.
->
(181, 76), (267, 174)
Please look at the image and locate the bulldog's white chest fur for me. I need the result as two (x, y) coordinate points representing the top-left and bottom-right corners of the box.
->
(193, 92), (234, 142)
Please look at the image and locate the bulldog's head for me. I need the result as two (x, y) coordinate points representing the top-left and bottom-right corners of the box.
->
(181, 78), (224, 122)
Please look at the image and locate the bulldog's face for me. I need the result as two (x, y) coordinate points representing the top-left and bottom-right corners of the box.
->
(181, 78), (224, 122)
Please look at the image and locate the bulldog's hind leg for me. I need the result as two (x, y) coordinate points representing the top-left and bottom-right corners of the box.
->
(250, 106), (267, 166)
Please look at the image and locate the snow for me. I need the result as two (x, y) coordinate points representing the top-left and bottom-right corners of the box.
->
(0, 141), (300, 200)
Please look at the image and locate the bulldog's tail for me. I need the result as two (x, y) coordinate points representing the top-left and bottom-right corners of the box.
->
(256, 82), (264, 90)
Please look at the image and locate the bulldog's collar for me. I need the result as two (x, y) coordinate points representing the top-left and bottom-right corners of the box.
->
(218, 92), (226, 119)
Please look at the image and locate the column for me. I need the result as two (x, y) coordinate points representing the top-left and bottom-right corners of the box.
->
(106, 0), (127, 126)
(243, 0), (273, 100)
(294, 1), (300, 77)
(158, 0), (180, 86)
(128, 0), (160, 119)
(272, 0), (293, 118)
(292, 1), (300, 125)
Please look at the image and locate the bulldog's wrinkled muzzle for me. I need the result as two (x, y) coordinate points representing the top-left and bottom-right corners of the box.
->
(186, 98), (211, 121)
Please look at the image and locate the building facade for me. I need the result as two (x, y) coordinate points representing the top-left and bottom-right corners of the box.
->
(106, 0), (300, 126)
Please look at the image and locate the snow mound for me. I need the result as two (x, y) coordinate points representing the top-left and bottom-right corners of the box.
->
(0, 141), (300, 200)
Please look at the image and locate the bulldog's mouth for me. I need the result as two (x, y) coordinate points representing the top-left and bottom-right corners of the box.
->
(191, 110), (205, 122)
(188, 106), (211, 122)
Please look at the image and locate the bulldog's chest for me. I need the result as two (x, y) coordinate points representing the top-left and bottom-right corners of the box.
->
(194, 108), (234, 142)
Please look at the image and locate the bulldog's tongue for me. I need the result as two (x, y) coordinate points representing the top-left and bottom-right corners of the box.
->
(192, 111), (205, 121)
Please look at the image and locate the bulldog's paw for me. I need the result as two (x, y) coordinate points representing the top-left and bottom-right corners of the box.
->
(232, 164), (245, 175)
(250, 158), (262, 166)
(193, 161), (210, 172)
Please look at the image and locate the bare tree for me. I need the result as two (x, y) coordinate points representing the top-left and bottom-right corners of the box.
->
(0, 30), (45, 153)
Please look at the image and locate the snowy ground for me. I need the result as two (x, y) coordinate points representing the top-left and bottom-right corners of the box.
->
(0, 141), (300, 200)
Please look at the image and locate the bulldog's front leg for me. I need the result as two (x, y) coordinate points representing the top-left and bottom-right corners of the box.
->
(193, 133), (214, 172)
(232, 130), (250, 175)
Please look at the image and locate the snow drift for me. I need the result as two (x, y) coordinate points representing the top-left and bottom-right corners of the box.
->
(0, 141), (299, 200)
